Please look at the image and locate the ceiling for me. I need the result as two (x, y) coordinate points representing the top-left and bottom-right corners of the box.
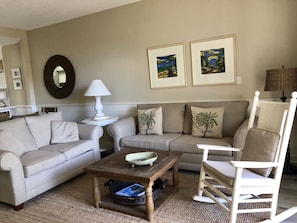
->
(0, 0), (141, 31)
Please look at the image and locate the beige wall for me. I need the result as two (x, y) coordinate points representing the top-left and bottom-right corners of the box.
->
(0, 26), (36, 112)
(2, 43), (28, 106)
(26, 0), (297, 160)
(0, 0), (296, 160)
(27, 0), (297, 106)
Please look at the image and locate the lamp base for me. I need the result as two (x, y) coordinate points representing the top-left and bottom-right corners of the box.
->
(281, 90), (287, 102)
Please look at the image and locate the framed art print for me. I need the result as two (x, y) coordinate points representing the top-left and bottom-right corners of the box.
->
(148, 43), (186, 89)
(191, 35), (236, 86)
(11, 68), (21, 79)
(13, 79), (23, 90)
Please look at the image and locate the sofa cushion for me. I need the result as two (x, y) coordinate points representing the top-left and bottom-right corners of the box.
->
(25, 112), (63, 148)
(138, 107), (163, 135)
(0, 130), (25, 156)
(241, 128), (280, 177)
(20, 150), (65, 177)
(137, 103), (185, 133)
(0, 118), (37, 152)
(40, 140), (94, 161)
(51, 121), (79, 144)
(170, 134), (233, 156)
(121, 133), (182, 151)
(191, 107), (224, 138)
(184, 101), (249, 137)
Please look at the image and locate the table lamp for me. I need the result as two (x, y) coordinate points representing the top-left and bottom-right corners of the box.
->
(84, 80), (111, 120)
(264, 66), (297, 174)
(264, 66), (297, 102)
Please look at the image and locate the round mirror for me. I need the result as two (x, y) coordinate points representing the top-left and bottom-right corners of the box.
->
(44, 55), (75, 99)
(53, 66), (66, 88)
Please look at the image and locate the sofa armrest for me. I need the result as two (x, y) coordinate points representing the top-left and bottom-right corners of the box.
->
(107, 117), (137, 152)
(0, 150), (27, 206)
(233, 118), (249, 160)
(78, 124), (104, 160)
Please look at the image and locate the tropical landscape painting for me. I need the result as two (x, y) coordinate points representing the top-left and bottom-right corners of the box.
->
(191, 35), (236, 86)
(148, 43), (186, 88)
(200, 48), (225, 74)
(157, 54), (178, 78)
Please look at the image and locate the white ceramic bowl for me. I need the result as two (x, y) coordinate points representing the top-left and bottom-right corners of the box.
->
(125, 152), (158, 167)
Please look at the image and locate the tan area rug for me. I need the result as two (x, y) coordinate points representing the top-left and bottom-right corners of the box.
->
(0, 171), (272, 223)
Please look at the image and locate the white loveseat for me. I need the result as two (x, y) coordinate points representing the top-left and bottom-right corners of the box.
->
(0, 112), (103, 210)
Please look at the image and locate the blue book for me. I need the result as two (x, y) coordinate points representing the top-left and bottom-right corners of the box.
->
(115, 183), (145, 197)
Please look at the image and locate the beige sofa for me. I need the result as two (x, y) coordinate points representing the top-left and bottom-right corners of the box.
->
(0, 112), (103, 210)
(107, 101), (249, 171)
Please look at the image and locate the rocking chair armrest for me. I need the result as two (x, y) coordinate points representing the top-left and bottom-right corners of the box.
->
(197, 144), (242, 152)
(230, 161), (278, 169)
(198, 144), (242, 161)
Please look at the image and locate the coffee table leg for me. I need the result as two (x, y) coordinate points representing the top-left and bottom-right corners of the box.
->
(173, 161), (180, 190)
(145, 181), (154, 222)
(92, 175), (101, 208)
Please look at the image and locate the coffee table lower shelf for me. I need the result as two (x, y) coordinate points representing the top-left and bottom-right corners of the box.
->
(99, 185), (176, 219)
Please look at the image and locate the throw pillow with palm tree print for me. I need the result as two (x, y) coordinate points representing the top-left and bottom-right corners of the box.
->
(138, 107), (163, 135)
(191, 107), (224, 138)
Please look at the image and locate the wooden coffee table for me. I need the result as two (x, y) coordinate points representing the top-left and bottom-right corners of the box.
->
(84, 147), (182, 222)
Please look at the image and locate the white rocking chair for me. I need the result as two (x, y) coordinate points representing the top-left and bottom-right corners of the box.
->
(193, 91), (297, 223)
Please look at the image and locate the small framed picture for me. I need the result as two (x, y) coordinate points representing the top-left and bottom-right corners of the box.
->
(13, 79), (23, 90)
(11, 68), (21, 79)
(147, 42), (186, 89)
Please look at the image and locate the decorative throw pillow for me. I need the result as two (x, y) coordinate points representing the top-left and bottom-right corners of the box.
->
(25, 111), (63, 148)
(138, 107), (163, 135)
(0, 118), (37, 152)
(241, 128), (280, 177)
(51, 121), (79, 144)
(0, 129), (25, 156)
(191, 107), (224, 138)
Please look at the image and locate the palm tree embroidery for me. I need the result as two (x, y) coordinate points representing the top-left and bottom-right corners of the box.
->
(194, 111), (218, 137)
(139, 111), (156, 135)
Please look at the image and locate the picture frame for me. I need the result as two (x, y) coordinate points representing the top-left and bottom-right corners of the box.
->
(147, 43), (186, 89)
(11, 68), (21, 79)
(13, 79), (23, 90)
(191, 35), (236, 86)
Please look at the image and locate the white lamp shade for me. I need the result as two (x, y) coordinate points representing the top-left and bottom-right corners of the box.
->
(84, 80), (111, 96)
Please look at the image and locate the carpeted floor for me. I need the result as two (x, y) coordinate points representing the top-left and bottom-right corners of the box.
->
(0, 171), (291, 223)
